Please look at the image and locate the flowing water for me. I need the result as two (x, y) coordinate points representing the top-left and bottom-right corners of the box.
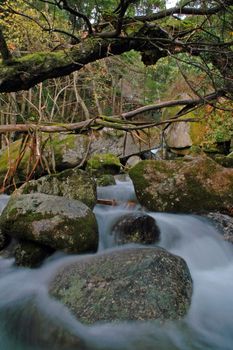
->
(0, 178), (233, 350)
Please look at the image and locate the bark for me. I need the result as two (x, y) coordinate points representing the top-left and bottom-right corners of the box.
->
(0, 26), (173, 93)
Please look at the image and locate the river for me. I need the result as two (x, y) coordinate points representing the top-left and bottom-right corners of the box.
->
(0, 178), (233, 349)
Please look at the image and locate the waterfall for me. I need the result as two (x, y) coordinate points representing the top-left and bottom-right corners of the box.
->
(0, 178), (233, 350)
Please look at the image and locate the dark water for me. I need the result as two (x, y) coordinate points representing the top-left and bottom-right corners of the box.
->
(1, 179), (233, 350)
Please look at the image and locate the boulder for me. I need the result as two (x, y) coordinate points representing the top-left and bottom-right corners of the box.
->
(16, 168), (97, 209)
(14, 240), (54, 267)
(50, 247), (192, 324)
(129, 156), (233, 213)
(0, 193), (98, 253)
(111, 213), (160, 245)
(89, 128), (160, 159)
(87, 153), (121, 175)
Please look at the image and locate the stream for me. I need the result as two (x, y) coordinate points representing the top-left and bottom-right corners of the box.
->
(1, 178), (233, 349)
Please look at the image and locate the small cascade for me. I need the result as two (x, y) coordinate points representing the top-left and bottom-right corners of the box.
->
(0, 179), (233, 350)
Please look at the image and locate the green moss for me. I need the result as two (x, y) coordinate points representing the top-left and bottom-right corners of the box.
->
(87, 153), (121, 175)
(96, 174), (116, 186)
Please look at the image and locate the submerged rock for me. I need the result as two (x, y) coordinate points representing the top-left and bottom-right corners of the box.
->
(0, 296), (87, 350)
(16, 168), (97, 209)
(129, 156), (233, 213)
(0, 193), (98, 253)
(50, 247), (192, 324)
(111, 212), (160, 245)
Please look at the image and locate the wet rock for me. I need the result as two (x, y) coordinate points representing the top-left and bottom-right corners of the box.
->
(87, 153), (121, 175)
(14, 240), (54, 268)
(111, 213), (160, 245)
(50, 247), (192, 324)
(129, 156), (233, 213)
(16, 168), (97, 209)
(0, 193), (98, 253)
(204, 212), (233, 243)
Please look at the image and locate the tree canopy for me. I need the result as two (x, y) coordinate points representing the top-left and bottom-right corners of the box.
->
(0, 0), (231, 136)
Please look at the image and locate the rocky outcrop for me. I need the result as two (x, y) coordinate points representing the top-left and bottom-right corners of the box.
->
(129, 156), (233, 213)
(111, 212), (160, 245)
(50, 247), (192, 324)
(0, 193), (98, 253)
(16, 168), (97, 209)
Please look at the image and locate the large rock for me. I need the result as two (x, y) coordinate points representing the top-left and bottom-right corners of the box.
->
(129, 156), (233, 213)
(0, 193), (98, 253)
(111, 213), (160, 245)
(50, 247), (192, 324)
(16, 168), (97, 209)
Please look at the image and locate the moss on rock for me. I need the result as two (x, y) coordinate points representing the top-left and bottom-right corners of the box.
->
(87, 153), (121, 175)
(0, 193), (98, 253)
(50, 247), (192, 324)
(16, 168), (97, 209)
(129, 156), (233, 213)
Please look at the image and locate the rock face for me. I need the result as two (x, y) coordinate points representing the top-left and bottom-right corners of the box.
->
(16, 168), (97, 209)
(50, 247), (193, 324)
(111, 213), (160, 245)
(0, 193), (98, 253)
(129, 156), (233, 213)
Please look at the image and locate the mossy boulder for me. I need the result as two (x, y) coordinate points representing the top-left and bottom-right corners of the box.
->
(16, 168), (97, 209)
(50, 247), (192, 324)
(129, 156), (233, 213)
(0, 193), (98, 253)
(96, 174), (116, 187)
(111, 213), (160, 245)
(87, 153), (121, 175)
(14, 240), (54, 268)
